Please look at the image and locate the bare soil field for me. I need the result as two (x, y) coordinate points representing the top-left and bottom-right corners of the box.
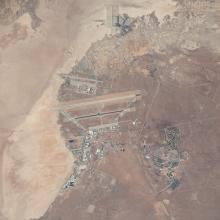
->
(0, 0), (111, 219)
(38, 1), (220, 220)
(1, 0), (220, 220)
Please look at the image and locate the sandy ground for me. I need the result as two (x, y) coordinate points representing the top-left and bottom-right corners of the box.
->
(1, 77), (74, 220)
(0, 0), (177, 219)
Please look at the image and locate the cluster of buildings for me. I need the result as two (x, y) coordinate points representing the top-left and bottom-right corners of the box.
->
(63, 123), (120, 189)
(143, 127), (186, 192)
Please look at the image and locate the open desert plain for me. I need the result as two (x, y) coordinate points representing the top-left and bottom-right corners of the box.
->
(0, 0), (220, 220)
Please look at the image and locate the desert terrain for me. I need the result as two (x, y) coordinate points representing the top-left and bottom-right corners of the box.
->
(0, 0), (220, 220)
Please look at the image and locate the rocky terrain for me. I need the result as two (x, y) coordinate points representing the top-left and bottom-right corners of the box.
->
(0, 0), (41, 28)
(38, 1), (220, 220)
(1, 0), (220, 220)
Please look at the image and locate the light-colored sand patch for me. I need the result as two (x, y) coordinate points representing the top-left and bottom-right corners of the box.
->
(1, 3), (114, 220)
(2, 77), (74, 220)
(154, 201), (170, 219)
(0, 23), (28, 49)
(119, 0), (177, 21)
(0, 13), (33, 49)
(59, 6), (111, 73)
